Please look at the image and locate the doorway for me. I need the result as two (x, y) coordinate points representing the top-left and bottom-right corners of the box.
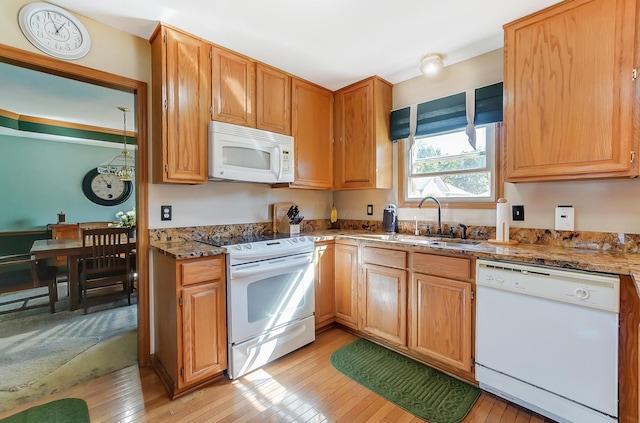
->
(0, 44), (150, 366)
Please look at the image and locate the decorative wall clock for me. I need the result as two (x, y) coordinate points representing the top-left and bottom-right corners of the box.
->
(82, 168), (132, 206)
(19, 2), (91, 60)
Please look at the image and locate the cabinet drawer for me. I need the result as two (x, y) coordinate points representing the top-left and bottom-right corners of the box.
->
(411, 253), (472, 281)
(181, 256), (224, 285)
(363, 247), (406, 269)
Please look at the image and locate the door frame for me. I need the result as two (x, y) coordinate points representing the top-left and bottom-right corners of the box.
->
(0, 43), (151, 366)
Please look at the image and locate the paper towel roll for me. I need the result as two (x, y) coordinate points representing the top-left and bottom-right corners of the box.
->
(496, 198), (509, 242)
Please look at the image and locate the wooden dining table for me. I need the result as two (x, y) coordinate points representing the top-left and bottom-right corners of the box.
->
(30, 236), (136, 311)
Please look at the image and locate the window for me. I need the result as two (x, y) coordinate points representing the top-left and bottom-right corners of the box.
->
(393, 82), (503, 207)
(405, 124), (497, 202)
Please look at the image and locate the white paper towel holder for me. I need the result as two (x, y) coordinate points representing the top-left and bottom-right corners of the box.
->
(489, 198), (518, 245)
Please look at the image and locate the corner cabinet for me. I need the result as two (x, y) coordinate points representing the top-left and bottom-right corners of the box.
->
(150, 24), (210, 184)
(152, 251), (227, 398)
(333, 76), (393, 190)
(334, 240), (359, 329)
(290, 78), (333, 190)
(504, 0), (639, 182)
(314, 241), (335, 330)
(409, 252), (475, 379)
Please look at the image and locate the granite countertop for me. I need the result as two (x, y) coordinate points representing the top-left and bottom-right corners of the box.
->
(150, 230), (640, 295)
(150, 240), (225, 259)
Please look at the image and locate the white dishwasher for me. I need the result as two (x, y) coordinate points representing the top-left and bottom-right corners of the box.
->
(475, 259), (619, 423)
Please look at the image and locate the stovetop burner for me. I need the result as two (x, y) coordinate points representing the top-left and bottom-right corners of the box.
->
(199, 233), (291, 247)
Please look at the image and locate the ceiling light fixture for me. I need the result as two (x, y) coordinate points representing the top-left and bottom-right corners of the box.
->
(98, 106), (135, 181)
(420, 53), (444, 75)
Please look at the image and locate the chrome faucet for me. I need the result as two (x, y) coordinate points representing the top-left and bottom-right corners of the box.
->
(418, 196), (443, 236)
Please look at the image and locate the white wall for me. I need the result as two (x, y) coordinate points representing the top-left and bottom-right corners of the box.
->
(336, 48), (640, 234)
(148, 182), (332, 228)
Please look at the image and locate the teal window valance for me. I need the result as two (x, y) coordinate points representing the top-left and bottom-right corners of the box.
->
(390, 107), (410, 142)
(415, 92), (467, 137)
(475, 82), (503, 125)
(388, 82), (503, 142)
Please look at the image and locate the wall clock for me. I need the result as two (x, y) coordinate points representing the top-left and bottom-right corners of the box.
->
(18, 2), (91, 60)
(82, 168), (132, 206)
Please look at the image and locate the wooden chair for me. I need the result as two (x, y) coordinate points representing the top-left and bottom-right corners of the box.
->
(50, 223), (81, 282)
(0, 253), (58, 313)
(79, 227), (133, 314)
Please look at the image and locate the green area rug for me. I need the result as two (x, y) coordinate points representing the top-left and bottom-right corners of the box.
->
(330, 338), (480, 423)
(0, 398), (89, 423)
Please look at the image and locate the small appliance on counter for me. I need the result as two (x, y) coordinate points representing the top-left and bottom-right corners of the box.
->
(382, 203), (398, 233)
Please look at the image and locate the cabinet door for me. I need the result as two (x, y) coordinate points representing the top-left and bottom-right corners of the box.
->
(155, 27), (210, 184)
(362, 263), (407, 346)
(256, 64), (291, 135)
(212, 48), (256, 127)
(333, 77), (392, 190)
(314, 242), (335, 330)
(504, 0), (638, 181)
(290, 78), (333, 189)
(181, 280), (226, 387)
(334, 242), (359, 329)
(409, 273), (472, 373)
(334, 79), (373, 188)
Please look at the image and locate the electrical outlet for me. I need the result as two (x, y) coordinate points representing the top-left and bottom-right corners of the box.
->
(367, 204), (373, 216)
(161, 205), (172, 221)
(512, 205), (525, 221)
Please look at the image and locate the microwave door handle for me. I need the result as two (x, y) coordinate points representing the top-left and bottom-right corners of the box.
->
(275, 146), (283, 181)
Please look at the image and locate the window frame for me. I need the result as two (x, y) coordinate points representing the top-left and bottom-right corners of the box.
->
(398, 122), (504, 209)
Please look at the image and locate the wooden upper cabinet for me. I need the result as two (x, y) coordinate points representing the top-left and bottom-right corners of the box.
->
(290, 78), (333, 190)
(150, 24), (210, 184)
(212, 47), (256, 127)
(256, 64), (291, 135)
(504, 0), (639, 182)
(334, 76), (393, 190)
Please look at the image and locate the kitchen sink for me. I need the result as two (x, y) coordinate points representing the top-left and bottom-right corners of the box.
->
(352, 233), (481, 247)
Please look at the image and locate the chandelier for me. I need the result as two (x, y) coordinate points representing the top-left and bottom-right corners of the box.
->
(98, 106), (135, 181)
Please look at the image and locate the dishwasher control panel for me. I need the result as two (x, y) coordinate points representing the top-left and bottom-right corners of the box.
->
(477, 259), (619, 312)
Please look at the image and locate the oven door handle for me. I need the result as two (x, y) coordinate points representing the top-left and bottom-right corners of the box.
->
(231, 255), (311, 279)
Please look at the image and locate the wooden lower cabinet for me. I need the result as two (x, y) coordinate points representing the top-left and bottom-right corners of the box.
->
(409, 272), (473, 375)
(334, 240), (359, 329)
(314, 241), (335, 330)
(361, 263), (407, 346)
(152, 251), (226, 398)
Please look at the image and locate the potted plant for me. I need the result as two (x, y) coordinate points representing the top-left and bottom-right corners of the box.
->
(116, 207), (136, 238)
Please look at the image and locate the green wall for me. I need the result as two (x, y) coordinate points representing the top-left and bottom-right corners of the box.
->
(0, 134), (136, 230)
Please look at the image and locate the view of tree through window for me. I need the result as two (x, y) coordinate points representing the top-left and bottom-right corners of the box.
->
(407, 125), (494, 200)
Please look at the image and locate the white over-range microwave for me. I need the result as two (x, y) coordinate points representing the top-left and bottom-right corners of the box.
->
(208, 121), (294, 183)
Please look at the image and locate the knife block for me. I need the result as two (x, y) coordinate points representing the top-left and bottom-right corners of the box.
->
(277, 220), (300, 235)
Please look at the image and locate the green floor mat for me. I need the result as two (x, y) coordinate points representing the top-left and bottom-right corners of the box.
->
(330, 338), (480, 423)
(0, 398), (89, 423)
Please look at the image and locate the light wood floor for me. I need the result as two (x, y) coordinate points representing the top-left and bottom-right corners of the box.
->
(0, 328), (555, 422)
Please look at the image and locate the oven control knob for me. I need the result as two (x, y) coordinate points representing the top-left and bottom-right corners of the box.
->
(233, 246), (241, 250)
(245, 244), (252, 249)
(292, 238), (298, 243)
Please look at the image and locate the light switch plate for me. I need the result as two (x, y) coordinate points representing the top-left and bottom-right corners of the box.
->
(554, 205), (574, 231)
